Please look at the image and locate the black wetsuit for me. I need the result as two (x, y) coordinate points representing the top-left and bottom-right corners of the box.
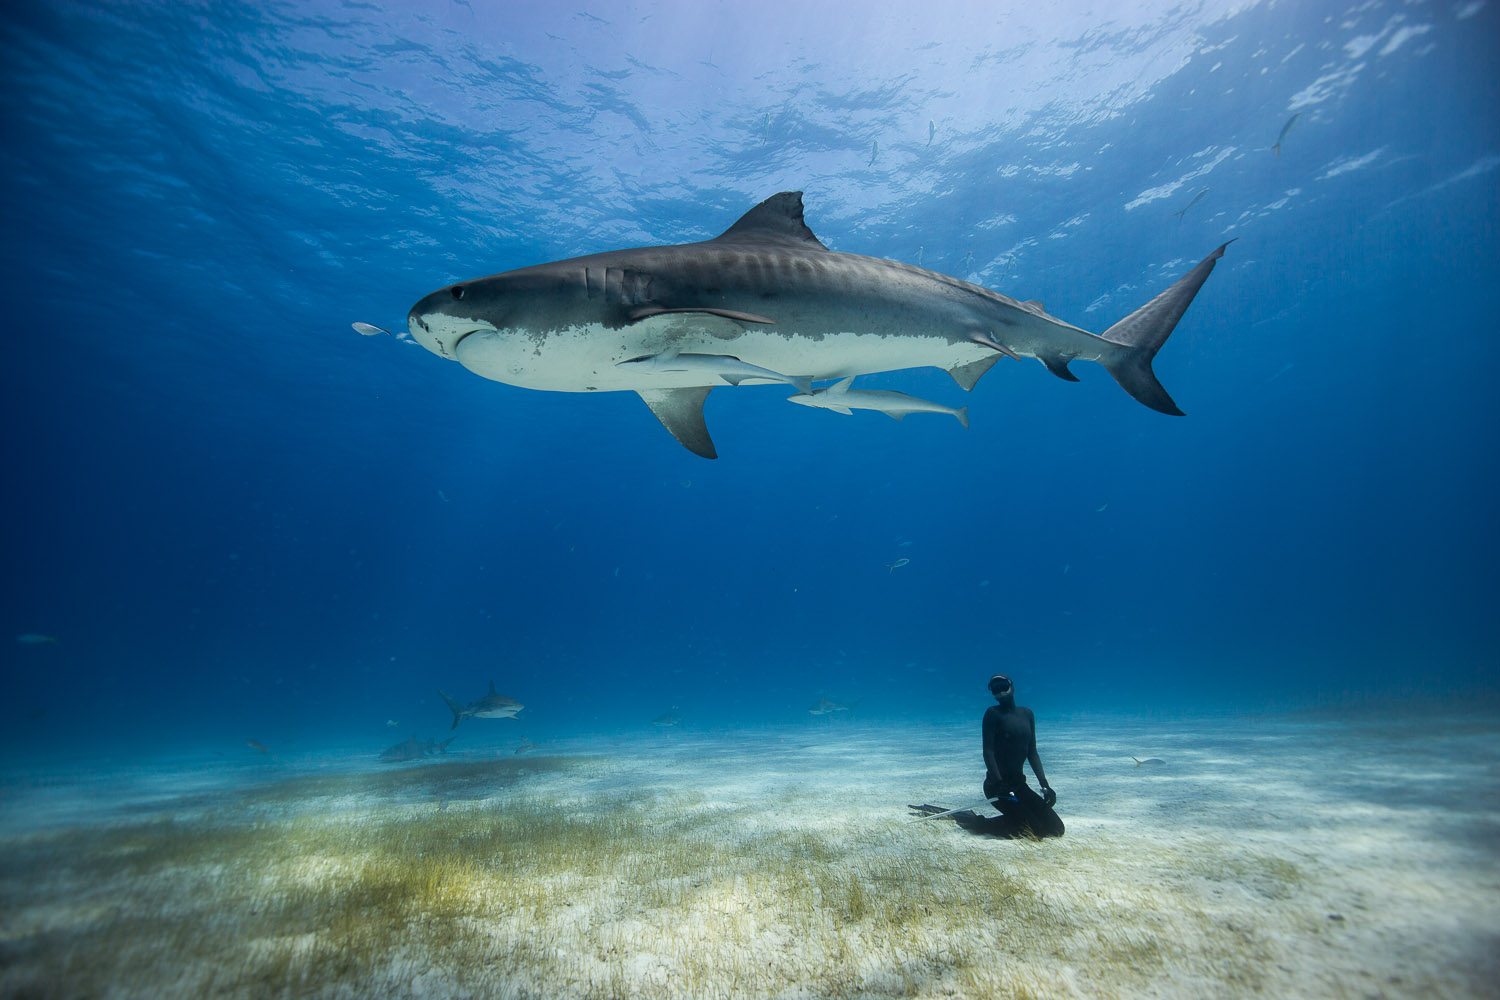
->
(955, 700), (1064, 839)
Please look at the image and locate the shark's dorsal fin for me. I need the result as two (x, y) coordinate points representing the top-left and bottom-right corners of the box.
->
(827, 376), (855, 395)
(488, 680), (496, 694)
(637, 387), (717, 459)
(712, 192), (829, 250)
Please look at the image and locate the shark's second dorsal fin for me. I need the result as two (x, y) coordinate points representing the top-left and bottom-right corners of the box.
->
(712, 192), (829, 250)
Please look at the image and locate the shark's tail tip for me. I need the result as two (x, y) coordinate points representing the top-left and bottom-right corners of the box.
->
(1100, 243), (1228, 415)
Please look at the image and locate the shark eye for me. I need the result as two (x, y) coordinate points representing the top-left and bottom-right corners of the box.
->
(450, 285), (466, 301)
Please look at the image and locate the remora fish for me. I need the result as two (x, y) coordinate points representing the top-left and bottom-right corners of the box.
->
(439, 681), (523, 729)
(406, 192), (1229, 458)
(1272, 112), (1300, 158)
(788, 376), (968, 427)
(1172, 188), (1208, 220)
(617, 349), (810, 391)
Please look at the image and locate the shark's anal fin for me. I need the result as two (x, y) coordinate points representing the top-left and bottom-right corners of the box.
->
(1041, 355), (1080, 382)
(636, 387), (718, 459)
(627, 306), (776, 325)
(948, 354), (1004, 391)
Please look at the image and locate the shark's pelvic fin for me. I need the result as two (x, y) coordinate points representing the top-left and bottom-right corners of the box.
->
(1100, 241), (1232, 416)
(627, 306), (776, 325)
(637, 386), (717, 458)
(948, 354), (1004, 391)
(710, 191), (830, 250)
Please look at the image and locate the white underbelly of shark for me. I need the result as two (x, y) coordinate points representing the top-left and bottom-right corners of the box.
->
(451, 323), (988, 393)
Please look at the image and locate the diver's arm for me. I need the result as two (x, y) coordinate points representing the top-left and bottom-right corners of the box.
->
(982, 709), (1001, 782)
(1025, 709), (1050, 788)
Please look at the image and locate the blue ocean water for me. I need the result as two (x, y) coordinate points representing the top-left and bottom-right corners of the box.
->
(2, 0), (1496, 757)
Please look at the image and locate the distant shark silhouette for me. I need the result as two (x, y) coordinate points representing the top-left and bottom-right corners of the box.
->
(380, 735), (453, 762)
(439, 682), (523, 729)
(404, 192), (1229, 458)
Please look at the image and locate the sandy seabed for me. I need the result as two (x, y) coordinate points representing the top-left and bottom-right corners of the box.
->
(0, 709), (1496, 1000)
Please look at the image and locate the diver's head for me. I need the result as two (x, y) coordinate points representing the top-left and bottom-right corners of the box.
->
(988, 673), (1014, 704)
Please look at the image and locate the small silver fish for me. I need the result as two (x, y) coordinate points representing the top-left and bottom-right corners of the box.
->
(352, 321), (388, 336)
(886, 557), (911, 573)
(1272, 112), (1300, 158)
(1132, 756), (1165, 766)
(386, 719), (400, 728)
(1172, 188), (1208, 220)
(927, 120), (935, 146)
(868, 139), (878, 166)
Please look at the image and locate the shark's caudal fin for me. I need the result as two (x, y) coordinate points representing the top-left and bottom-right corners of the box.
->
(439, 690), (464, 730)
(1098, 242), (1232, 416)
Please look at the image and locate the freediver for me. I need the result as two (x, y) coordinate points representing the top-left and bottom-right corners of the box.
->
(910, 673), (1064, 838)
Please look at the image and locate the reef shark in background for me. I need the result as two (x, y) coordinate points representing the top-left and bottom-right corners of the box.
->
(439, 681), (524, 729)
(406, 192), (1229, 458)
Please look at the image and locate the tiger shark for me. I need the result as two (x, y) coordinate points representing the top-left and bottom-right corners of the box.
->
(406, 192), (1228, 458)
(439, 681), (523, 729)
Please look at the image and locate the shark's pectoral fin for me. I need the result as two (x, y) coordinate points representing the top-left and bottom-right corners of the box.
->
(1041, 355), (1080, 382)
(828, 404), (854, 415)
(627, 306), (776, 326)
(948, 355), (1004, 391)
(883, 411), (905, 421)
(636, 387), (718, 459)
